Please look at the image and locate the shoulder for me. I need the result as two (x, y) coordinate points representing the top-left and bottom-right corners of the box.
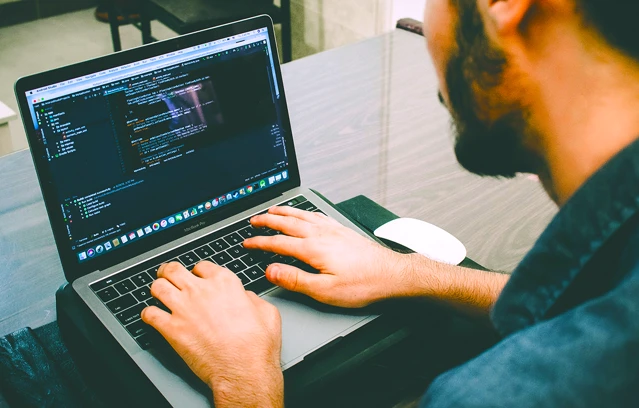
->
(421, 267), (639, 408)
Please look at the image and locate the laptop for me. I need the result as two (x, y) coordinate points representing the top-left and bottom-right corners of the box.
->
(15, 15), (377, 406)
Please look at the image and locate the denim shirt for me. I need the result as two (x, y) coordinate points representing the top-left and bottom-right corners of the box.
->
(421, 138), (639, 407)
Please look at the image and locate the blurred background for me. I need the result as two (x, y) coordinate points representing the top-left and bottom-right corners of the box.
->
(0, 0), (426, 157)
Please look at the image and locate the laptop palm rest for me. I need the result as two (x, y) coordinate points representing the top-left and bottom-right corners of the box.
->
(263, 288), (376, 369)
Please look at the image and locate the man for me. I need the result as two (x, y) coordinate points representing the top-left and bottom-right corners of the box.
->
(141, 0), (639, 406)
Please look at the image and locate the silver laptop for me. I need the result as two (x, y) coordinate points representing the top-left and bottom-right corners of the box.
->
(15, 15), (377, 406)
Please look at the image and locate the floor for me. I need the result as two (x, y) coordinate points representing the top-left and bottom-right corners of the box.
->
(0, 1), (426, 157)
(0, 8), (180, 156)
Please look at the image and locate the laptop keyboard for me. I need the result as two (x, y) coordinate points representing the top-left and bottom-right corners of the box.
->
(90, 195), (323, 350)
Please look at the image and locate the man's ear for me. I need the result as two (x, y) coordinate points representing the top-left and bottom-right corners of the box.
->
(485, 0), (535, 35)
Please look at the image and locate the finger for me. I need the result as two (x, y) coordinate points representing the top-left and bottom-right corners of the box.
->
(265, 263), (328, 297)
(158, 261), (196, 290)
(150, 278), (182, 311)
(249, 213), (313, 237)
(266, 205), (325, 223)
(191, 260), (223, 279)
(197, 263), (245, 290)
(141, 306), (172, 334)
(267, 205), (342, 227)
(243, 235), (305, 258)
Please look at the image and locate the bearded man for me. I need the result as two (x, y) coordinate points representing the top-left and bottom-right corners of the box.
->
(140, 1), (639, 406)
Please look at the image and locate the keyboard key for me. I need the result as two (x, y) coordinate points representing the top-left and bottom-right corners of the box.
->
(236, 272), (251, 285)
(91, 271), (130, 292)
(179, 251), (199, 265)
(96, 287), (119, 302)
(295, 201), (317, 212)
(116, 303), (145, 325)
(251, 227), (270, 237)
(238, 226), (257, 239)
(241, 252), (265, 267)
(244, 265), (265, 281)
(271, 254), (296, 265)
(113, 279), (136, 295)
(212, 252), (233, 265)
(126, 319), (150, 337)
(224, 233), (243, 246)
(147, 265), (160, 279)
(132, 287), (152, 302)
(106, 294), (137, 313)
(283, 198), (300, 206)
(227, 245), (248, 259)
(210, 238), (230, 252)
(135, 331), (161, 350)
(226, 259), (248, 273)
(245, 277), (276, 294)
(194, 245), (215, 259)
(147, 298), (171, 313)
(132, 272), (153, 287)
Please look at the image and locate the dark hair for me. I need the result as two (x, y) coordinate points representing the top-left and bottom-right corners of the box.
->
(452, 0), (639, 61)
(579, 0), (639, 60)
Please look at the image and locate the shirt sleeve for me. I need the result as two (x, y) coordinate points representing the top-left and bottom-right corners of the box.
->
(420, 272), (639, 408)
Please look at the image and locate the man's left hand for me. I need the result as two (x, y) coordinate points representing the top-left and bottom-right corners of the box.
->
(141, 261), (284, 407)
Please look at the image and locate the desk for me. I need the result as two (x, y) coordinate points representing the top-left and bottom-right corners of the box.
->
(0, 29), (557, 337)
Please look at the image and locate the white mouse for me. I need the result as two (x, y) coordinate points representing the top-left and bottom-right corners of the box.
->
(373, 218), (467, 265)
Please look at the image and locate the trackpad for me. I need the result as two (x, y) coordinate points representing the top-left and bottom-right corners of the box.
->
(262, 288), (376, 368)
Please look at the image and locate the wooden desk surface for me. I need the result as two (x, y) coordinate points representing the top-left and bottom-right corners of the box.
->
(0, 30), (557, 337)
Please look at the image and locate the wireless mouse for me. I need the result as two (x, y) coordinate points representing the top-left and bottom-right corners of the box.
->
(374, 218), (467, 265)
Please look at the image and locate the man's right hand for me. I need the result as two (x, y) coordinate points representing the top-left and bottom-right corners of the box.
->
(243, 206), (412, 308)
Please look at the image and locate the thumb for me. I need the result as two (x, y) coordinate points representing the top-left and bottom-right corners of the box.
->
(266, 263), (324, 295)
(141, 306), (172, 336)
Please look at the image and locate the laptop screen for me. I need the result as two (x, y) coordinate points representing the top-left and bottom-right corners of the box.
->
(23, 27), (290, 265)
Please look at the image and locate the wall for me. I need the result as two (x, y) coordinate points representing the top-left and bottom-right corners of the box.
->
(283, 0), (425, 59)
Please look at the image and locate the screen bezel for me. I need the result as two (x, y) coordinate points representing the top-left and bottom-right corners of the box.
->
(14, 15), (302, 283)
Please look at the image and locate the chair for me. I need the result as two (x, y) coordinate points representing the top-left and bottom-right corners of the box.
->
(396, 18), (424, 37)
(107, 0), (292, 62)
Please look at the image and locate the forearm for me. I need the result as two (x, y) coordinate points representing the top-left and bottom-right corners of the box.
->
(383, 253), (510, 315)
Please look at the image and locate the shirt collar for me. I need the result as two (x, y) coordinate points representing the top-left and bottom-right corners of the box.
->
(491, 137), (639, 337)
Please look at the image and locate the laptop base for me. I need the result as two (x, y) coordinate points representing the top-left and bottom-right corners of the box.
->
(52, 194), (499, 407)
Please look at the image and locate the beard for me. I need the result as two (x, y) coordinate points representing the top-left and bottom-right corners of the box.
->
(445, 0), (541, 178)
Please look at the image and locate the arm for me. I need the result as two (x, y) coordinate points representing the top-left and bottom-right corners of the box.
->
(391, 253), (510, 316)
(244, 206), (509, 316)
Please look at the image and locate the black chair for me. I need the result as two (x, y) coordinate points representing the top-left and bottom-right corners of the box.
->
(396, 18), (424, 36)
(108, 0), (292, 62)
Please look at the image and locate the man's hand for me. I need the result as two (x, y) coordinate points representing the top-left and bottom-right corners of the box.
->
(245, 206), (510, 314)
(141, 261), (284, 408)
(244, 206), (412, 308)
